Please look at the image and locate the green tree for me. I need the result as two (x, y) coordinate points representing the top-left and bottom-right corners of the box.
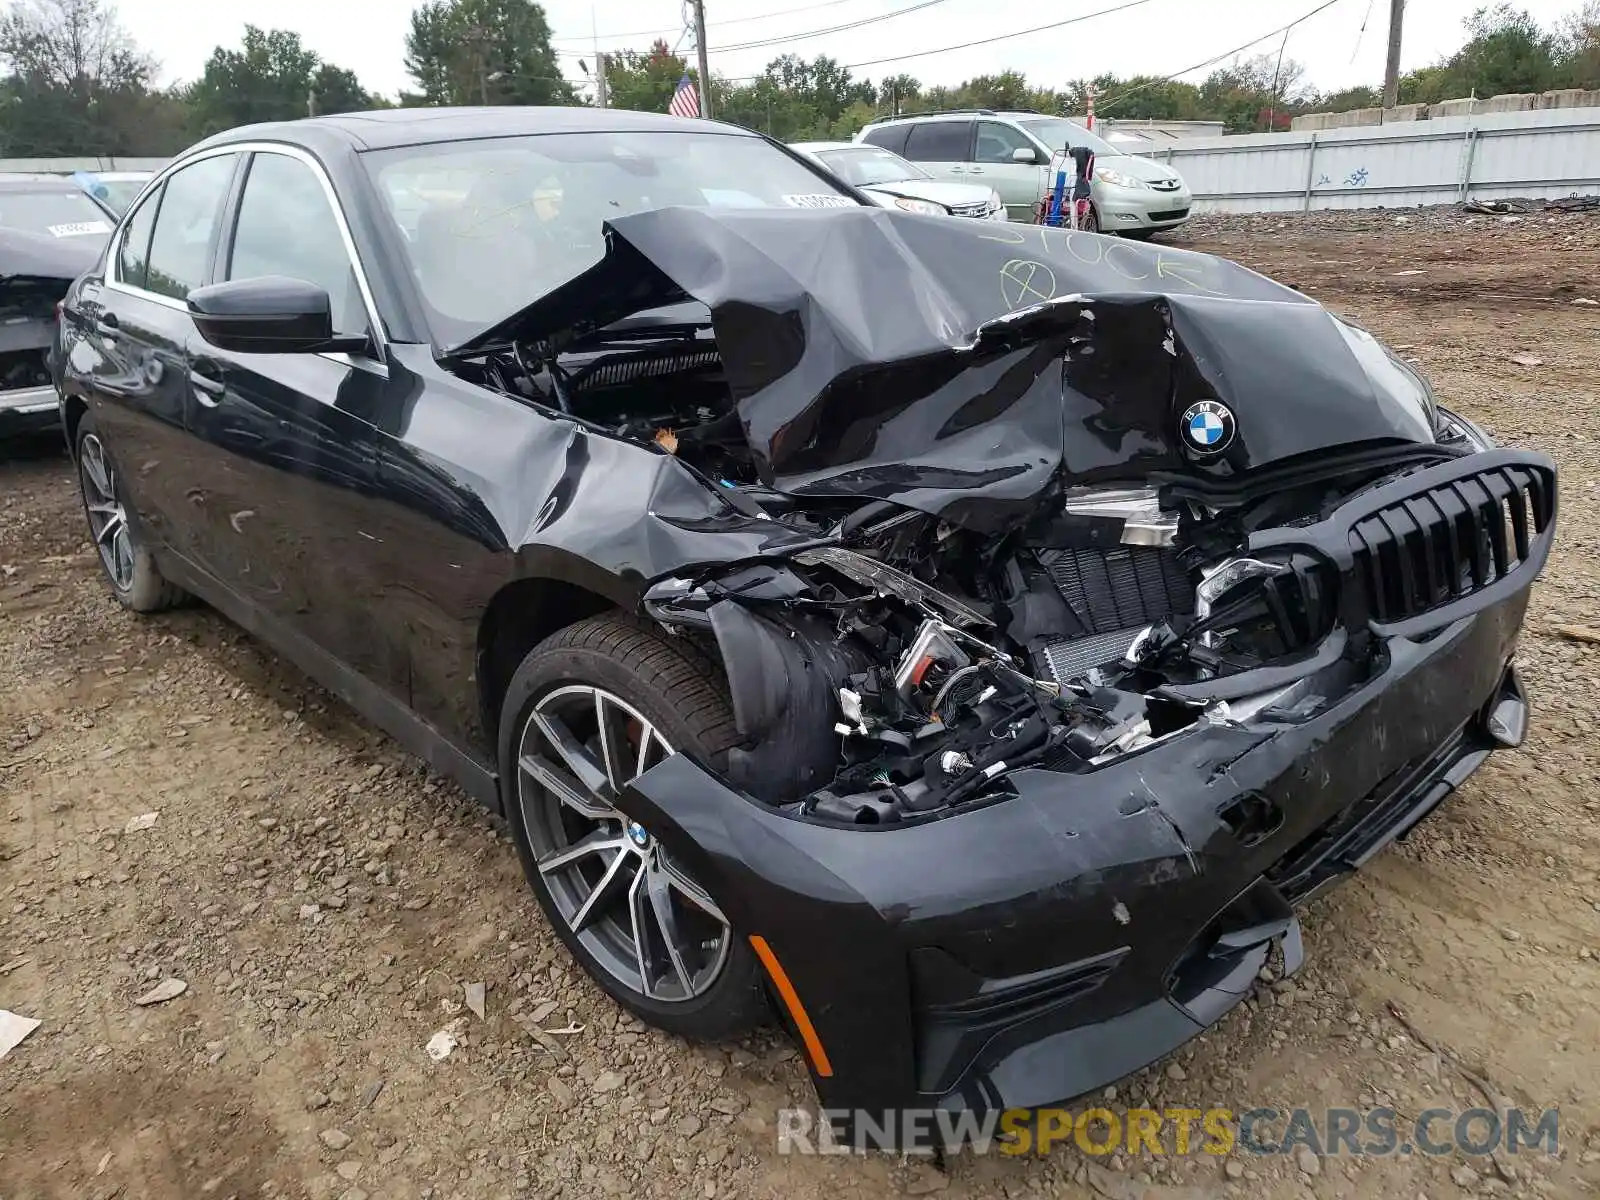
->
(1435, 4), (1563, 97)
(952, 70), (1033, 112)
(1316, 84), (1382, 111)
(404, 0), (576, 107)
(877, 73), (920, 115)
(1558, 0), (1600, 86)
(715, 54), (873, 141)
(0, 0), (169, 154)
(1198, 54), (1310, 131)
(187, 26), (376, 135)
(603, 39), (689, 114)
(1075, 75), (1205, 121)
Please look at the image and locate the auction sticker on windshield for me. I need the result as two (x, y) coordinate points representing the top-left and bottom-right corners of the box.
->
(48, 221), (112, 237)
(782, 194), (855, 209)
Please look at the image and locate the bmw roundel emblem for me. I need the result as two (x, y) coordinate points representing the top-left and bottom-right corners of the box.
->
(1180, 400), (1236, 455)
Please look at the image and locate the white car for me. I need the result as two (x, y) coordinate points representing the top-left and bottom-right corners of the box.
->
(856, 112), (1192, 235)
(790, 142), (1006, 220)
(70, 170), (155, 215)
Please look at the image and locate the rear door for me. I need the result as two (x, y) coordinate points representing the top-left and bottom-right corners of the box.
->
(972, 121), (1050, 220)
(70, 153), (240, 559)
(899, 120), (975, 185)
(183, 147), (405, 696)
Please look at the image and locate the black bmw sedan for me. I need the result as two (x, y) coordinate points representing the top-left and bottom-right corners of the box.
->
(54, 107), (1555, 1139)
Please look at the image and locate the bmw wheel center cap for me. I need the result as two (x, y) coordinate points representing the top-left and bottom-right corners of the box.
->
(1180, 400), (1237, 455)
(626, 820), (651, 849)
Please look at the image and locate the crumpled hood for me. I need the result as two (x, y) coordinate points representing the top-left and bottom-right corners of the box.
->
(453, 206), (1437, 533)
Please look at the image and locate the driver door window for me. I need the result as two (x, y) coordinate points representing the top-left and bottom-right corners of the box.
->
(971, 121), (1048, 219)
(975, 122), (1037, 165)
(227, 152), (369, 341)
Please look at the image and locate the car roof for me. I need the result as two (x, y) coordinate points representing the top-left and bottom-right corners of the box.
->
(192, 106), (761, 154)
(789, 141), (860, 153)
(862, 110), (1059, 127)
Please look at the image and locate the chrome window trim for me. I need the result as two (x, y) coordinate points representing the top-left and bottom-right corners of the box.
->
(105, 141), (388, 359)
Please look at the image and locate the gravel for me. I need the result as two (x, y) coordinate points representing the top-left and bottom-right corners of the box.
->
(3, 212), (1599, 1198)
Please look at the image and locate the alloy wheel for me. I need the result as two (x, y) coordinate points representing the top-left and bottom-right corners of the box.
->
(516, 685), (730, 1003)
(79, 433), (135, 592)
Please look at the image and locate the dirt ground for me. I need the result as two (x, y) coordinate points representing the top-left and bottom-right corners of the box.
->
(3, 206), (1600, 1200)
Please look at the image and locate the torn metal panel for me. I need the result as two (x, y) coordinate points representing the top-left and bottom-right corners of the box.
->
(451, 206), (1438, 533)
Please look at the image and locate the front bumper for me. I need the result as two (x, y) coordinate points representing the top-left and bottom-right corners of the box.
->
(620, 450), (1554, 1134)
(0, 385), (60, 436)
(1096, 181), (1193, 231)
(627, 610), (1528, 1126)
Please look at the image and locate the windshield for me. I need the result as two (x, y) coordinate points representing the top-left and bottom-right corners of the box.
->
(1014, 118), (1125, 158)
(94, 179), (150, 215)
(0, 190), (114, 239)
(366, 130), (858, 346)
(814, 146), (930, 187)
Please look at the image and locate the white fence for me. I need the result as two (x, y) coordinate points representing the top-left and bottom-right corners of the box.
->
(1154, 107), (1600, 213)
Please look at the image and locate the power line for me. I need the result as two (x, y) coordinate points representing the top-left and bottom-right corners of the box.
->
(1097, 0), (1349, 114)
(713, 0), (951, 54)
(1350, 0), (1377, 63)
(551, 0), (858, 44)
(838, 0), (1155, 71)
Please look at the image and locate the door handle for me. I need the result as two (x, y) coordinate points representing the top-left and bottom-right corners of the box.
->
(94, 311), (119, 339)
(967, 167), (985, 174)
(189, 368), (225, 407)
(949, 166), (967, 174)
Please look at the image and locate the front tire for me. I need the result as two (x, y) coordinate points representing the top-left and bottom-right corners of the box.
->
(74, 411), (186, 613)
(498, 614), (767, 1040)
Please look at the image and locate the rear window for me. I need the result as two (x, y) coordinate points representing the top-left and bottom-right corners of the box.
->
(0, 190), (113, 240)
(902, 121), (973, 163)
(859, 124), (911, 156)
(815, 147), (929, 187)
(366, 129), (861, 346)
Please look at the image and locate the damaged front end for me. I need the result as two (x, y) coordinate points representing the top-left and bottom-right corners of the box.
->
(642, 443), (1553, 827)
(448, 207), (1557, 1123)
(0, 228), (97, 432)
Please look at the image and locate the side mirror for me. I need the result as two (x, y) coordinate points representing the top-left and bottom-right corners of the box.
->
(187, 276), (364, 355)
(1011, 146), (1038, 165)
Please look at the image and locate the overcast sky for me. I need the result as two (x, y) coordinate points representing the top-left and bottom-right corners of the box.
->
(116, 0), (1585, 102)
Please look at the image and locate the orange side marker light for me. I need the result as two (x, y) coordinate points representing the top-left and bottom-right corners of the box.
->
(749, 934), (833, 1077)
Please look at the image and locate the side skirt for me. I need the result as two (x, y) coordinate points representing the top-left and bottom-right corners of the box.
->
(158, 550), (503, 813)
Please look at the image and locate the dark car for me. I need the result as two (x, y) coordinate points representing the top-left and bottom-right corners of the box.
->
(0, 177), (115, 436)
(54, 108), (1555, 1141)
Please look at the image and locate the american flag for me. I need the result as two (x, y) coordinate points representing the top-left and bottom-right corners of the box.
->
(668, 73), (700, 118)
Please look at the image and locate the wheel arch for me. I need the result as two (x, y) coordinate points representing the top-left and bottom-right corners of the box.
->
(61, 392), (89, 455)
(476, 567), (637, 757)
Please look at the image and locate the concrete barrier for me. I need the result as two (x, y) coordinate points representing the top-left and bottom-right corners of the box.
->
(1542, 89), (1600, 109)
(1298, 88), (1600, 126)
(1478, 93), (1538, 113)
(1381, 104), (1426, 124)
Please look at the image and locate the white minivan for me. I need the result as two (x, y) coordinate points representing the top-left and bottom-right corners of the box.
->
(857, 110), (1192, 235)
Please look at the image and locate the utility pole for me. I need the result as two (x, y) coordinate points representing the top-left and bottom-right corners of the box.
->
(307, 85), (316, 118)
(692, 0), (712, 119)
(592, 10), (608, 108)
(1382, 0), (1405, 109)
